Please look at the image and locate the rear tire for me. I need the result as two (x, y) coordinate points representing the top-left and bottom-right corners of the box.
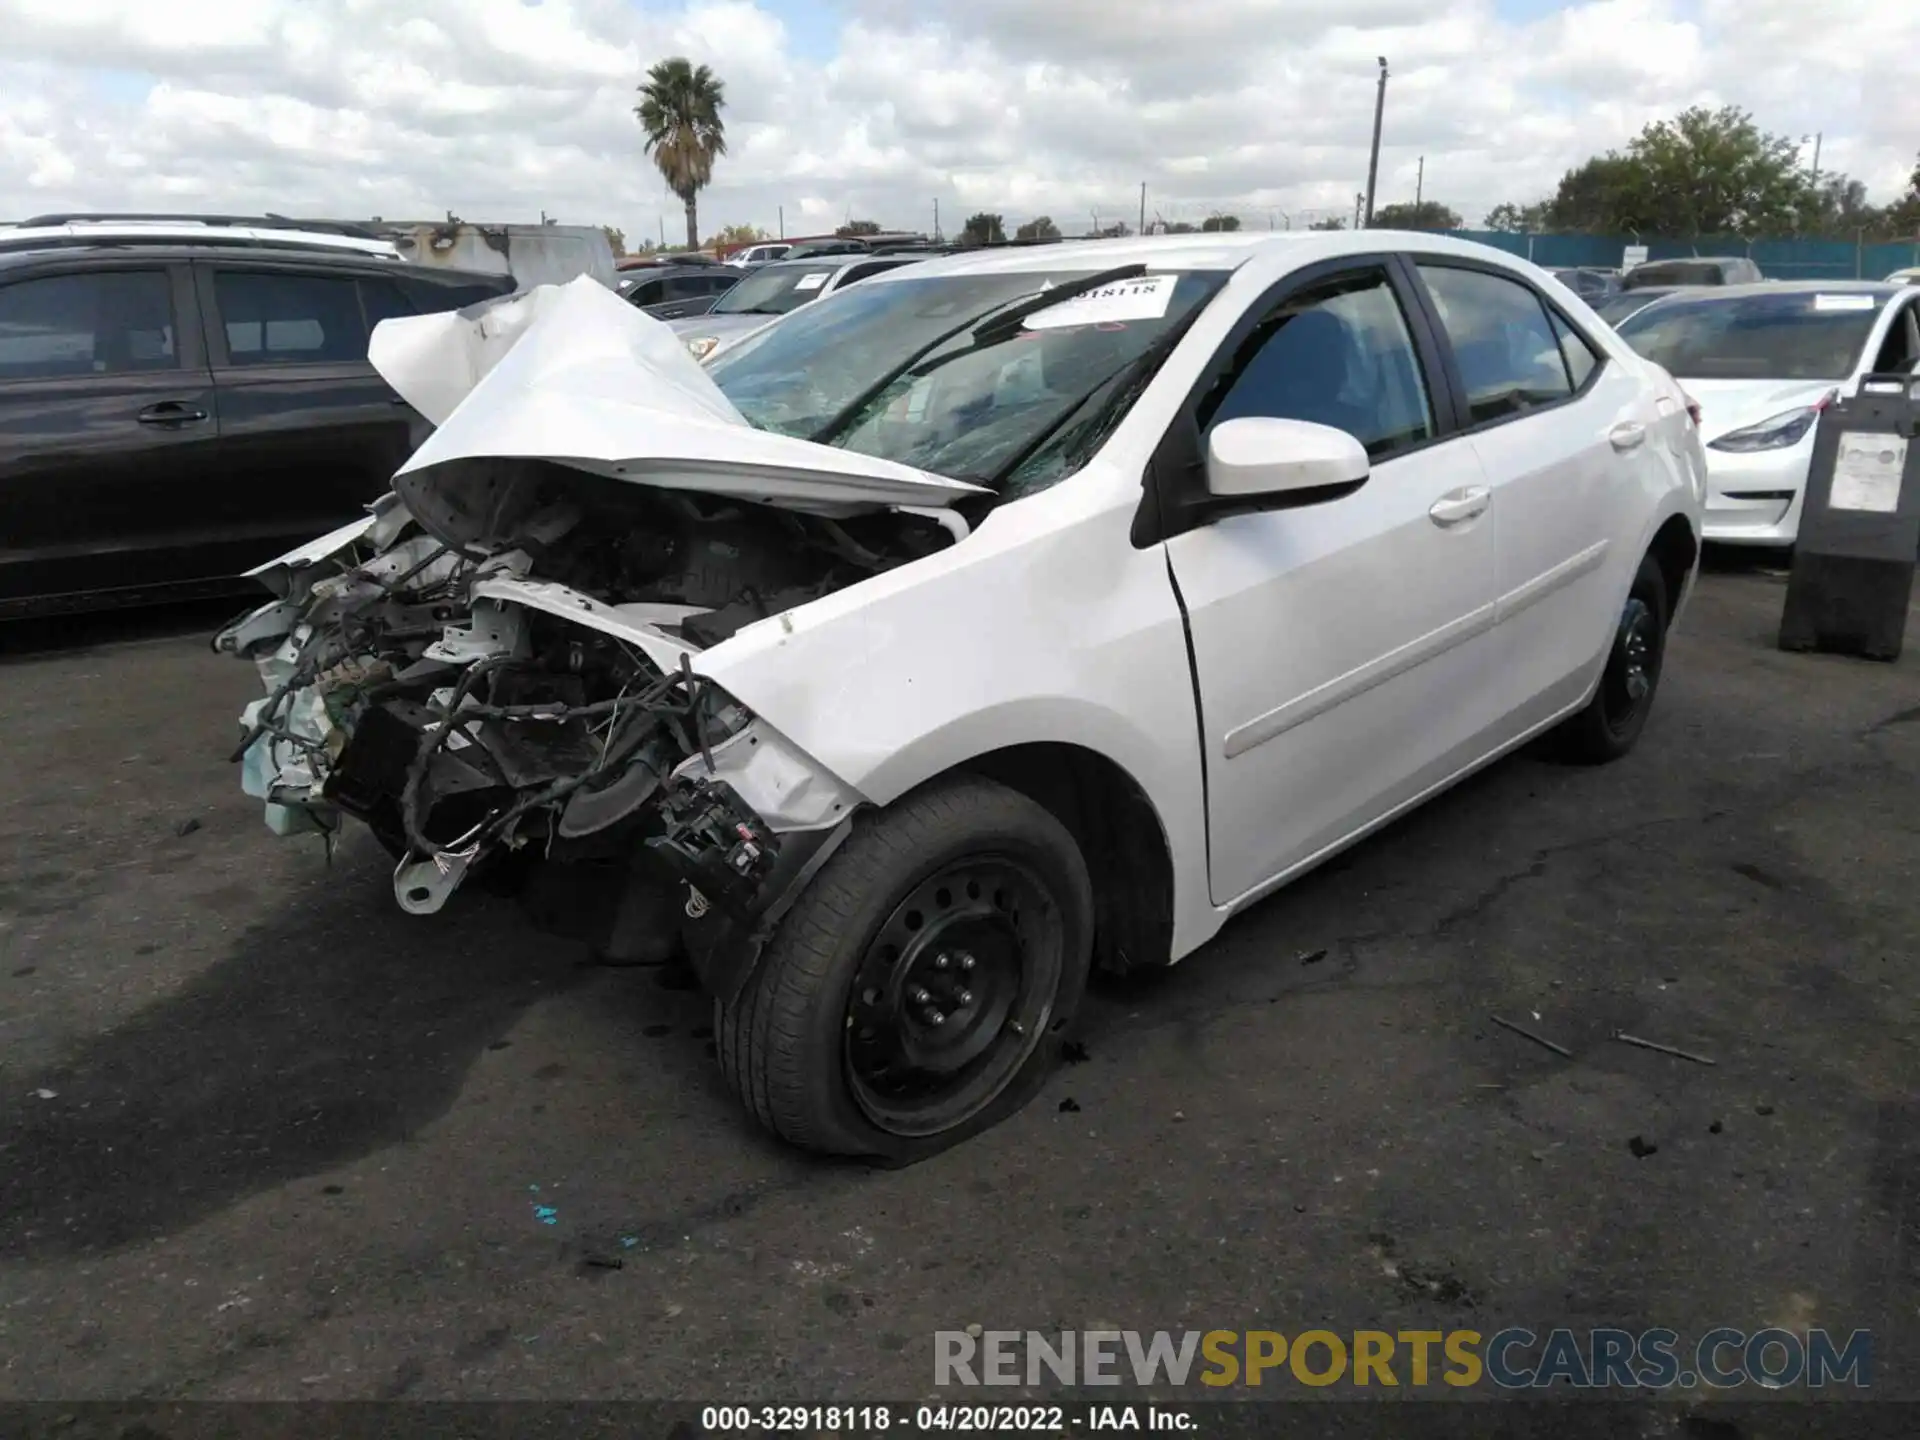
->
(1554, 553), (1669, 765)
(715, 774), (1094, 1161)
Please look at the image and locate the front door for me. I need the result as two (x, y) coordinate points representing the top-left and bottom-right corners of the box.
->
(1160, 262), (1506, 906)
(0, 261), (226, 606)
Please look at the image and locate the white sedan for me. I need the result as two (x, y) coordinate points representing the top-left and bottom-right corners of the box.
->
(1614, 280), (1920, 546)
(218, 233), (1704, 1159)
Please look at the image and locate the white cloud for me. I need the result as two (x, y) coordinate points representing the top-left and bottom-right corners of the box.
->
(0, 0), (1914, 246)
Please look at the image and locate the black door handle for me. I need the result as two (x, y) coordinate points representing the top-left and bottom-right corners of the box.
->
(137, 401), (209, 425)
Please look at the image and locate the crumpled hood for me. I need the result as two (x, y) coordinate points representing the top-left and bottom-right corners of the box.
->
(1679, 378), (1838, 443)
(368, 275), (985, 513)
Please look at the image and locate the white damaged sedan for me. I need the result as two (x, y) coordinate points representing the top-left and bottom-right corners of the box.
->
(220, 234), (1704, 1159)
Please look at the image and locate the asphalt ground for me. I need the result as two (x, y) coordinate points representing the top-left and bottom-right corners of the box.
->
(0, 561), (1915, 1437)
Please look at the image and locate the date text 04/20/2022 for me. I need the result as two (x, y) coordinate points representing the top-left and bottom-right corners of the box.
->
(698, 1405), (1192, 1431)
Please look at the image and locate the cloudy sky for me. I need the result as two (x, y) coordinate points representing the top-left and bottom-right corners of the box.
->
(2, 0), (1916, 245)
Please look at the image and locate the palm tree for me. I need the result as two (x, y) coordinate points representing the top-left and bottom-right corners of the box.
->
(635, 58), (727, 250)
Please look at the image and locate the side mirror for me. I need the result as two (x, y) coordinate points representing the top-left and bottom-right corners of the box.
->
(1205, 416), (1370, 501)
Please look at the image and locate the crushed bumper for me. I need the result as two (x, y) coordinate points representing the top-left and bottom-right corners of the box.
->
(217, 501), (862, 967)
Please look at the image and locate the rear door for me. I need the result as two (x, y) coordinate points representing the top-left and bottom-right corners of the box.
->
(1155, 258), (1507, 904)
(195, 260), (420, 564)
(1409, 259), (1660, 724)
(0, 259), (225, 606)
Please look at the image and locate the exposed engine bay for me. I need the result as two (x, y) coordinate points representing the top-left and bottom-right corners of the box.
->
(218, 460), (957, 955)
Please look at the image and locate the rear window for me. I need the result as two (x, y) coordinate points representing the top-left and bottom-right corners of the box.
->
(1615, 291), (1891, 380)
(1624, 260), (1756, 289)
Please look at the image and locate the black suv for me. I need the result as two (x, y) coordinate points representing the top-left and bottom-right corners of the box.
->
(0, 236), (514, 615)
(616, 264), (739, 321)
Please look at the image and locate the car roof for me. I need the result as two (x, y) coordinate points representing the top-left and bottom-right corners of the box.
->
(857, 229), (1557, 284)
(0, 219), (400, 260)
(1639, 280), (1898, 301)
(621, 264), (732, 282)
(0, 241), (502, 282)
(754, 254), (895, 274)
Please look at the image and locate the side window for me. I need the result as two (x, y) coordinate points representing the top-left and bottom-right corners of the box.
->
(1418, 264), (1572, 424)
(359, 277), (418, 331)
(1549, 310), (1599, 391)
(213, 270), (370, 366)
(1197, 268), (1435, 459)
(837, 262), (894, 289)
(0, 271), (176, 381)
(630, 279), (664, 305)
(1871, 301), (1920, 373)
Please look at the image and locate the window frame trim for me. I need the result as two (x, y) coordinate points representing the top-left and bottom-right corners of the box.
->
(1403, 254), (1611, 441)
(1132, 251), (1462, 547)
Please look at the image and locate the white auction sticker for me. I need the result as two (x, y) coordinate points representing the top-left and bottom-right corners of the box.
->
(1025, 273), (1177, 330)
(1813, 294), (1877, 312)
(792, 271), (831, 292)
(1828, 431), (1907, 513)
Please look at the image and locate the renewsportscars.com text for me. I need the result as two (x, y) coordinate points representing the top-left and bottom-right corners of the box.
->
(934, 1327), (1872, 1390)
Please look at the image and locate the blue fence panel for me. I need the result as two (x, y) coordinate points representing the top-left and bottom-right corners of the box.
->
(1443, 231), (1920, 281)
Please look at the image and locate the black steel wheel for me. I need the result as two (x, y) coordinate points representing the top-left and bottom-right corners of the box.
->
(715, 774), (1094, 1160)
(1555, 553), (1669, 764)
(1600, 593), (1658, 738)
(844, 856), (1063, 1137)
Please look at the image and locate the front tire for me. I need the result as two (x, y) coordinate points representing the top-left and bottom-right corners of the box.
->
(715, 774), (1094, 1161)
(1554, 553), (1669, 764)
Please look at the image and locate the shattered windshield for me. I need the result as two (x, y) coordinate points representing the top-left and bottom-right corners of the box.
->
(707, 268), (1229, 494)
(710, 265), (841, 316)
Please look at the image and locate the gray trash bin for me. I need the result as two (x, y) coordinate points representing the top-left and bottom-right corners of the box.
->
(1778, 374), (1920, 661)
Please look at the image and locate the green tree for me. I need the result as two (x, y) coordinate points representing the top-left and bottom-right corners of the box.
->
(1372, 200), (1462, 231)
(1200, 213), (1241, 232)
(1482, 202), (1548, 233)
(1541, 154), (1652, 233)
(961, 212), (1006, 246)
(1542, 106), (1815, 237)
(1307, 216), (1347, 231)
(713, 223), (770, 247)
(837, 219), (882, 237)
(1015, 215), (1062, 240)
(602, 225), (627, 256)
(1159, 220), (1198, 235)
(635, 57), (728, 250)
(1880, 153), (1920, 238)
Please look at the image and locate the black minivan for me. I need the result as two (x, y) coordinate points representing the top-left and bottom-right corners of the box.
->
(0, 238), (512, 615)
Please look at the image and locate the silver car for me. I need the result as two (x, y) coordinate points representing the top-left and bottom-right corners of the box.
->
(670, 254), (924, 360)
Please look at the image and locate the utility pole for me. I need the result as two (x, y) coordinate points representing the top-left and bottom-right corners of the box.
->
(1354, 192), (1364, 229)
(933, 198), (939, 239)
(1810, 132), (1823, 185)
(658, 215), (665, 247)
(1363, 56), (1389, 227)
(1139, 182), (1147, 238)
(1415, 155), (1424, 209)
(778, 205), (784, 239)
